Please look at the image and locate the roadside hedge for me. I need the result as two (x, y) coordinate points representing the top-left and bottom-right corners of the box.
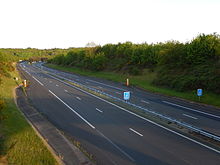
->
(48, 33), (220, 94)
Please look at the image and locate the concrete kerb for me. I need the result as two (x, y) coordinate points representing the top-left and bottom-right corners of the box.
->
(14, 87), (64, 165)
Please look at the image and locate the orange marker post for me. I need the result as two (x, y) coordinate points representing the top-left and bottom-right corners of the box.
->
(23, 80), (27, 87)
(126, 78), (129, 86)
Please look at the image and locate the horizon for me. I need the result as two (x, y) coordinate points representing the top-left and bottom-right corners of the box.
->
(0, 32), (218, 50)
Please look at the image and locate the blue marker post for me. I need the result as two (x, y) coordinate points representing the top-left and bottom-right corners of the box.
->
(124, 91), (130, 102)
(197, 89), (203, 101)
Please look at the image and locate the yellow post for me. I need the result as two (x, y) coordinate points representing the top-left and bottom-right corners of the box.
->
(23, 80), (27, 87)
(126, 78), (129, 86)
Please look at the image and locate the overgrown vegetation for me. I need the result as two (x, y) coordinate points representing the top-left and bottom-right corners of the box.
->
(0, 47), (71, 61)
(48, 33), (220, 95)
(0, 52), (57, 164)
(0, 53), (15, 124)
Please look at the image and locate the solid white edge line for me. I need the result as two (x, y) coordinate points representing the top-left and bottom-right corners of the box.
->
(183, 114), (198, 120)
(32, 76), (44, 86)
(96, 130), (135, 162)
(95, 108), (103, 113)
(48, 90), (95, 129)
(41, 67), (220, 154)
(21, 65), (31, 76)
(26, 71), (31, 75)
(163, 101), (220, 119)
(129, 128), (143, 137)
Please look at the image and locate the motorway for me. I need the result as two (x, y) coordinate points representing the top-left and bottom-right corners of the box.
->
(36, 62), (220, 137)
(18, 62), (220, 165)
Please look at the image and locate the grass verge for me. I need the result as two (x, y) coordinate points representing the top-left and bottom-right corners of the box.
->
(0, 64), (58, 165)
(45, 63), (220, 108)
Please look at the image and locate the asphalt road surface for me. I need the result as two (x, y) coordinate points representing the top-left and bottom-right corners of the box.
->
(36, 62), (220, 136)
(18, 62), (220, 165)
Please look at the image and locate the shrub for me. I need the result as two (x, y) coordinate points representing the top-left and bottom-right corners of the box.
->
(0, 99), (6, 121)
(129, 66), (142, 75)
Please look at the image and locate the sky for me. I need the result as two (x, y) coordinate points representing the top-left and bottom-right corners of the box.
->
(0, 0), (219, 49)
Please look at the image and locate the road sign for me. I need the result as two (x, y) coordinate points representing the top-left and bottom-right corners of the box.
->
(197, 89), (202, 96)
(124, 91), (130, 100)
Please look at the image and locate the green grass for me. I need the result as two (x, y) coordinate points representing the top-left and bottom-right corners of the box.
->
(46, 63), (220, 108)
(0, 64), (58, 165)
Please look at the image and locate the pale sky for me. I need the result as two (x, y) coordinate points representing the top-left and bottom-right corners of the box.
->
(0, 0), (219, 48)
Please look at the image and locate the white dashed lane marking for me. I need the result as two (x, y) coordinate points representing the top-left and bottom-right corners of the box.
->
(96, 108), (103, 113)
(183, 114), (198, 120)
(141, 100), (150, 104)
(129, 128), (143, 137)
(76, 97), (81, 100)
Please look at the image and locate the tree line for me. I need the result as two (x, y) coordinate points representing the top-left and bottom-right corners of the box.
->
(48, 33), (220, 94)
(0, 33), (219, 95)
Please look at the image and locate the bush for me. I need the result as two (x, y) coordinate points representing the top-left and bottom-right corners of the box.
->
(154, 62), (220, 94)
(91, 53), (107, 71)
(0, 62), (14, 79)
(128, 66), (142, 75)
(0, 99), (6, 121)
(48, 33), (220, 94)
